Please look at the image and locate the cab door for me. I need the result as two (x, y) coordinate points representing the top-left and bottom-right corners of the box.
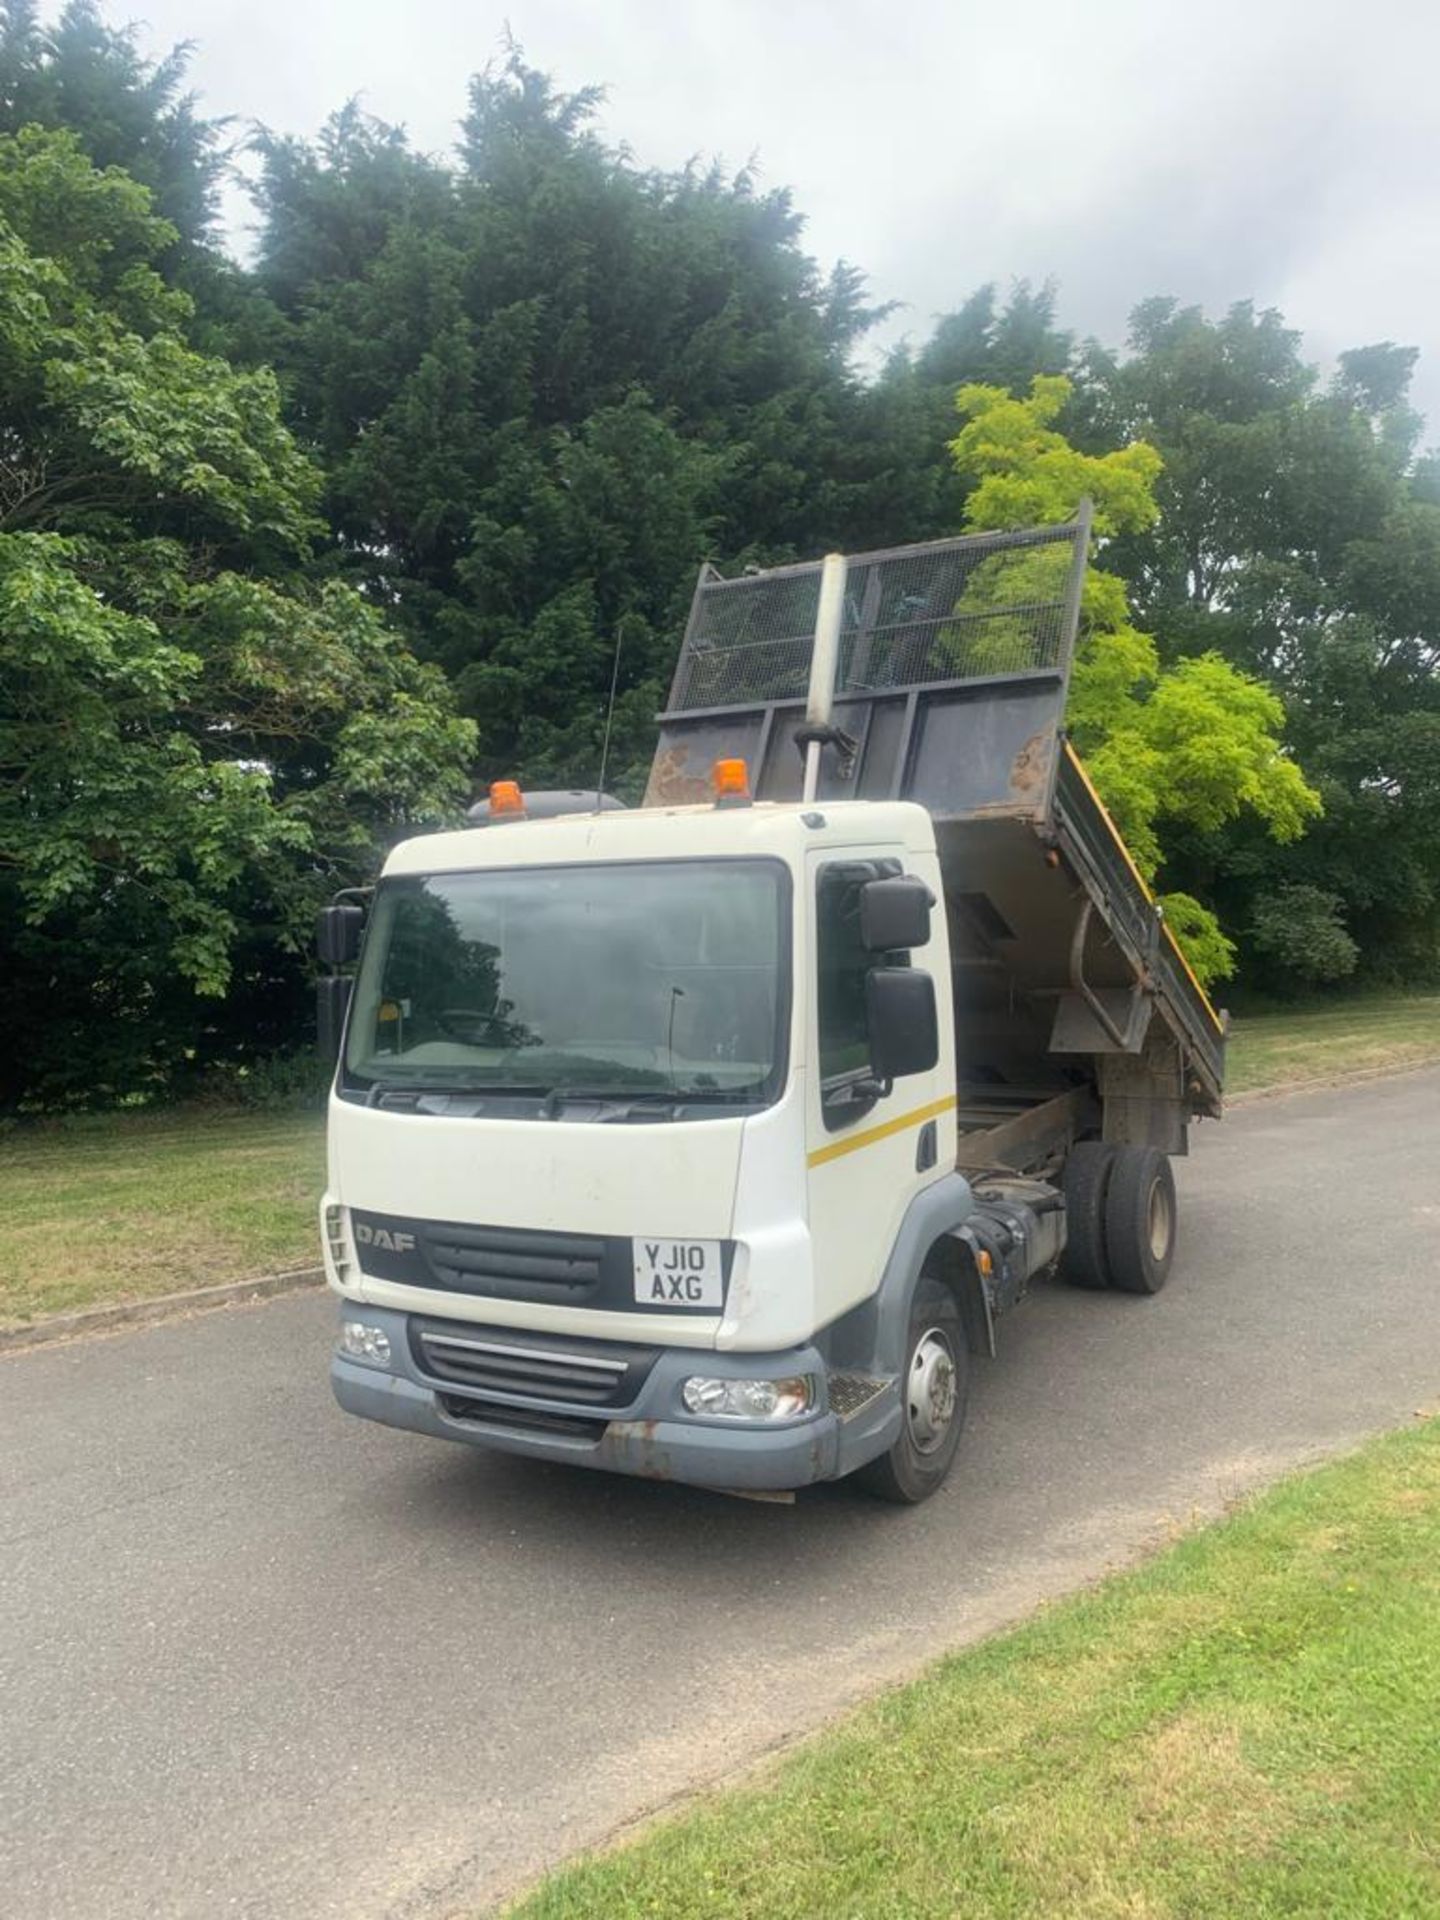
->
(804, 846), (954, 1334)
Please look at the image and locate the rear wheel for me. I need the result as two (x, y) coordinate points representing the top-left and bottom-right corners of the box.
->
(1061, 1141), (1116, 1290)
(856, 1276), (968, 1504)
(1105, 1145), (1177, 1294)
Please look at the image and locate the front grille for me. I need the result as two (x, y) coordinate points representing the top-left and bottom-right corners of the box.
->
(436, 1394), (608, 1443)
(411, 1318), (658, 1411)
(423, 1224), (604, 1302)
(350, 1208), (733, 1316)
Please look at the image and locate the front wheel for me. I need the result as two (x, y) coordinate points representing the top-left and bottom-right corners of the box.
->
(855, 1276), (968, 1504)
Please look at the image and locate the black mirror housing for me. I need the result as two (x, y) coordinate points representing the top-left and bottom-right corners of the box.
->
(317, 976), (352, 1065)
(316, 902), (365, 968)
(866, 967), (939, 1082)
(860, 875), (934, 952)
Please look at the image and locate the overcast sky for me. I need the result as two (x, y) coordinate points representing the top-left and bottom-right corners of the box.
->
(84, 0), (1440, 435)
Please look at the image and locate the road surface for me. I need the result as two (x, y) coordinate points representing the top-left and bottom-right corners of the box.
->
(2, 1069), (1438, 1919)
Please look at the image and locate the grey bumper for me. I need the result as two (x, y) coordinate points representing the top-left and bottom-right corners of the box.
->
(329, 1305), (899, 1491)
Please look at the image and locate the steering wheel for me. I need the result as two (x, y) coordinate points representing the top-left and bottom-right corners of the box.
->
(435, 1008), (512, 1043)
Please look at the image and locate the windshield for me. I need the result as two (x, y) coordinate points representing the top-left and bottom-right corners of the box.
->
(343, 859), (788, 1105)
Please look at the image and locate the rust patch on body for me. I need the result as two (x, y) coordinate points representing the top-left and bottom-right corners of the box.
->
(1007, 729), (1052, 800)
(613, 1417), (675, 1481)
(644, 747), (712, 809)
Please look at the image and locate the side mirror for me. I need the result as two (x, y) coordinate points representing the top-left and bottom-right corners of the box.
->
(860, 875), (934, 952)
(317, 976), (353, 1066)
(316, 902), (365, 968)
(866, 967), (939, 1082)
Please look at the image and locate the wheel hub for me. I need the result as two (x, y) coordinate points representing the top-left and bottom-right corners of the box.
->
(1148, 1177), (1175, 1261)
(906, 1330), (957, 1454)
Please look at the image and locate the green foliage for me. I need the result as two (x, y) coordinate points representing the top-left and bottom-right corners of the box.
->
(0, 0), (267, 355)
(0, 0), (225, 246)
(1081, 301), (1440, 992)
(186, 1051), (331, 1112)
(951, 373), (1163, 537)
(949, 377), (1319, 982)
(1154, 892), (1236, 990)
(247, 56), (911, 789)
(1249, 885), (1360, 987)
(1083, 654), (1321, 876)
(861, 281), (1074, 543)
(0, 127), (318, 553)
(2, 532), (296, 990)
(0, 129), (474, 1109)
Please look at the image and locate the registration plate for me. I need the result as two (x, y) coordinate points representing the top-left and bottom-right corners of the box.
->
(632, 1238), (724, 1309)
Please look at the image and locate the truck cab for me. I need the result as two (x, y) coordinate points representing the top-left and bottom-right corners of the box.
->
(324, 792), (979, 1498)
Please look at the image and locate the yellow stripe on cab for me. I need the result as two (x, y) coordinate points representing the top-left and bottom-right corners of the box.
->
(807, 1094), (958, 1169)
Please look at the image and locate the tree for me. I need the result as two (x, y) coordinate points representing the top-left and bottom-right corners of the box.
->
(1249, 885), (1360, 987)
(950, 374), (1322, 985)
(0, 129), (474, 1108)
(1081, 300), (1440, 988)
(249, 54), (895, 793)
(0, 0), (224, 245)
(860, 281), (1075, 546)
(0, 0), (288, 366)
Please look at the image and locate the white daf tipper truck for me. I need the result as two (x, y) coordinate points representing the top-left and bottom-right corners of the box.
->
(318, 511), (1225, 1501)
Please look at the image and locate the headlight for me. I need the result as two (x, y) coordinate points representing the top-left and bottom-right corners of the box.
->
(681, 1374), (815, 1420)
(339, 1320), (392, 1367)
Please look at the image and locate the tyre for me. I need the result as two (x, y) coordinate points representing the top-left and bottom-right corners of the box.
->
(1061, 1141), (1116, 1290)
(856, 1275), (968, 1504)
(1105, 1145), (1177, 1295)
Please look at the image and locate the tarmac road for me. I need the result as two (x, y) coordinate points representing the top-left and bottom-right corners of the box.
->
(2, 1068), (1438, 1919)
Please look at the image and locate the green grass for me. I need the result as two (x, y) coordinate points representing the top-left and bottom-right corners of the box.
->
(0, 1108), (326, 1327)
(508, 1418), (1440, 1920)
(1225, 991), (1440, 1094)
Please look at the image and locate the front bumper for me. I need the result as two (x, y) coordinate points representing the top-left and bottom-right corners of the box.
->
(329, 1305), (898, 1491)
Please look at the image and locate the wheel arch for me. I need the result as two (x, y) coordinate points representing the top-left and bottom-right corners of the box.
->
(823, 1172), (979, 1376)
(922, 1229), (996, 1358)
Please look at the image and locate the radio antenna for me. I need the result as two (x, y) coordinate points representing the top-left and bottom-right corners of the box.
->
(595, 620), (624, 813)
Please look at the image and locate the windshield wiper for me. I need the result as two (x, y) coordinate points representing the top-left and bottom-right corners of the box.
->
(366, 1081), (549, 1106)
(540, 1085), (759, 1119)
(541, 1085), (668, 1119)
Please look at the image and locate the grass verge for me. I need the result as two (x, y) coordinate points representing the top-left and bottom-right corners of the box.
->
(1, 1109), (326, 1327)
(1225, 991), (1440, 1094)
(508, 1418), (1440, 1919)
